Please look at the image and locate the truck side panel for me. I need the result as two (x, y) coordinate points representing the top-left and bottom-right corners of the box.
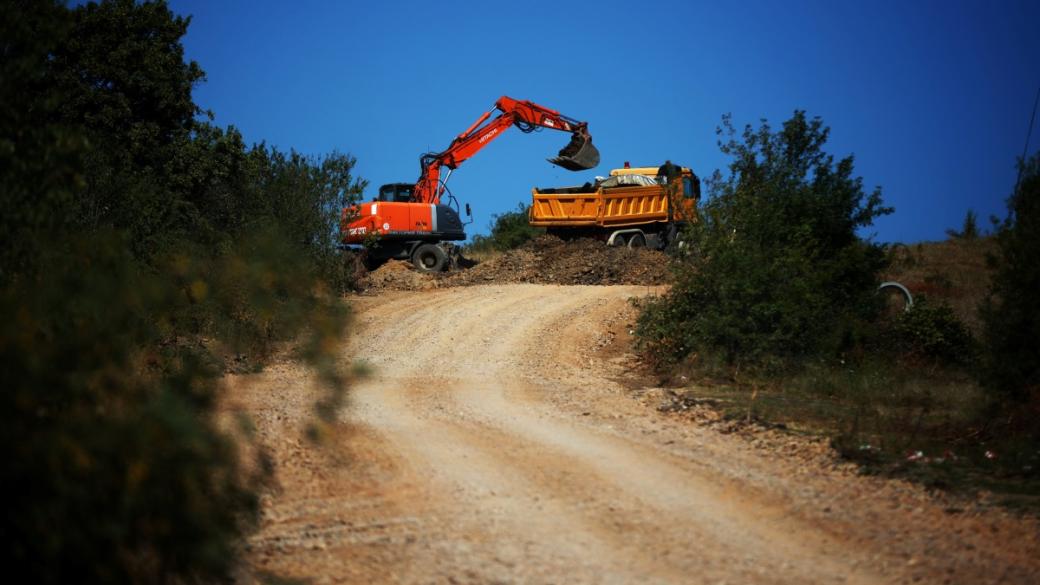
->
(598, 187), (670, 226)
(529, 191), (601, 226)
(529, 186), (673, 228)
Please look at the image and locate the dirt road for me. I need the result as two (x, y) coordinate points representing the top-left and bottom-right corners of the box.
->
(230, 284), (1039, 584)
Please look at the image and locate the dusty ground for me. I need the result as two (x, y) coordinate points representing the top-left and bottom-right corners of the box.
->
(227, 284), (1039, 584)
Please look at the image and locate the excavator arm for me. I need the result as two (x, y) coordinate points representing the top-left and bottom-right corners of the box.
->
(413, 96), (599, 204)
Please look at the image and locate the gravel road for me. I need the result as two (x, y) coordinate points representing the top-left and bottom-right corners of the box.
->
(229, 284), (1039, 584)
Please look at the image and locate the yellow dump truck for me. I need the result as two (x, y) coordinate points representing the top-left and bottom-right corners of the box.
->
(528, 165), (699, 248)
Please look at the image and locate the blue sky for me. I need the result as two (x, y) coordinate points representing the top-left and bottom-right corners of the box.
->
(170, 0), (1039, 243)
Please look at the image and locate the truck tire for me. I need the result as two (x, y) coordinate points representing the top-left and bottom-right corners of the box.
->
(627, 233), (646, 249)
(412, 243), (447, 272)
(610, 233), (627, 247)
(665, 223), (679, 246)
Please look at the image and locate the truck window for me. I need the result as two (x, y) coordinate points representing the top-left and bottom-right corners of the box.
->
(683, 177), (694, 198)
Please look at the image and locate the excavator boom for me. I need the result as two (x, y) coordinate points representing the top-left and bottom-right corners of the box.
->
(414, 96), (599, 204)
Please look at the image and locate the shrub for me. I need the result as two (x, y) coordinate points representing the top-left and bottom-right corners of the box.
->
(889, 297), (978, 366)
(636, 111), (892, 372)
(1, 234), (253, 583)
(467, 202), (543, 254)
(1, 228), (349, 583)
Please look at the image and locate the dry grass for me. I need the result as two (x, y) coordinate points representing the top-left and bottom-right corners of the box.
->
(883, 237), (997, 333)
(460, 247), (502, 264)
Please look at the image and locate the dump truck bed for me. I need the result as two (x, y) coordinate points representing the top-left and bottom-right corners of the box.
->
(529, 184), (674, 228)
(531, 166), (698, 228)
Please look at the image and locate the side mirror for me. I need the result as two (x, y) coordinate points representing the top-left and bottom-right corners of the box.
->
(465, 203), (472, 217)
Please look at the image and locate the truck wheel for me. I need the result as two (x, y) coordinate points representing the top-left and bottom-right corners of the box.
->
(412, 243), (447, 272)
(610, 233), (627, 247)
(627, 233), (646, 249)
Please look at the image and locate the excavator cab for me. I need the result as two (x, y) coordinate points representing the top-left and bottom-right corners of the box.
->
(378, 183), (415, 202)
(549, 130), (600, 171)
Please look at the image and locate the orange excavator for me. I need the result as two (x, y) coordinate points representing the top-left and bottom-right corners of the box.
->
(341, 96), (599, 271)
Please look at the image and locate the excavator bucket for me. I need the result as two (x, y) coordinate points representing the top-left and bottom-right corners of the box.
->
(549, 132), (600, 171)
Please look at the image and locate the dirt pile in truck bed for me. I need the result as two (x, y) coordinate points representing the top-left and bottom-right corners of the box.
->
(357, 235), (671, 292)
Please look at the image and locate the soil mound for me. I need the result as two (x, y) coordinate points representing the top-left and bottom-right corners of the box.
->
(361, 259), (438, 291)
(357, 236), (671, 292)
(441, 235), (671, 287)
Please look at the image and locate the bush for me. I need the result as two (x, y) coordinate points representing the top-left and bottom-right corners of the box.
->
(1, 234), (257, 583)
(889, 297), (978, 366)
(1, 228), (349, 583)
(1, 2), (356, 581)
(636, 112), (892, 372)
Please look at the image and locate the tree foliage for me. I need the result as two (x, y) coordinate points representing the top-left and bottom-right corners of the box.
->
(636, 112), (892, 371)
(1, 1), (362, 582)
(467, 202), (543, 253)
(0, 0), (84, 280)
(980, 153), (1040, 405)
(946, 209), (980, 240)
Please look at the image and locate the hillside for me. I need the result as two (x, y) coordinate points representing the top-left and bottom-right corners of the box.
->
(884, 237), (997, 332)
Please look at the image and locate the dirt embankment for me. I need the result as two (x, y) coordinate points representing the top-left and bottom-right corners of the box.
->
(359, 235), (671, 292)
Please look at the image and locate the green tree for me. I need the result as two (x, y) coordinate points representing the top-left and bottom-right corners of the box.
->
(169, 124), (366, 290)
(980, 153), (1040, 406)
(1, 1), (358, 582)
(0, 0), (83, 282)
(636, 112), (892, 370)
(468, 202), (543, 253)
(49, 0), (203, 240)
(946, 209), (980, 240)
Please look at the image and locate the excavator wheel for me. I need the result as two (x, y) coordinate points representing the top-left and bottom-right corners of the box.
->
(549, 133), (600, 171)
(412, 243), (448, 272)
